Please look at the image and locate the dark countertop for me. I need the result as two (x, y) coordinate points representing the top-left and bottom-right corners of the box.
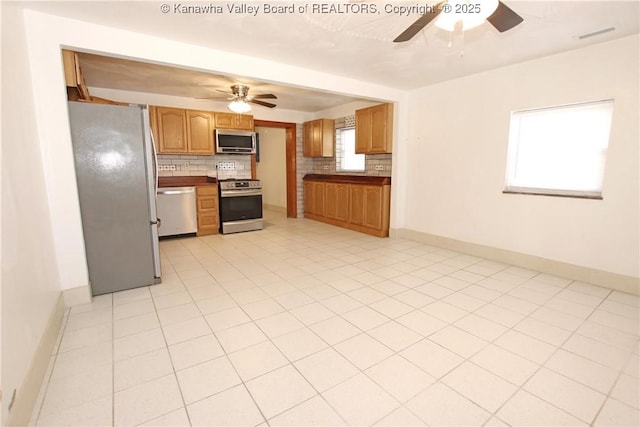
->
(158, 176), (217, 188)
(303, 174), (391, 186)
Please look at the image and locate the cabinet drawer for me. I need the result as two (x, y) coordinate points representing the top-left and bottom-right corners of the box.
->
(197, 196), (218, 211)
(196, 186), (218, 196)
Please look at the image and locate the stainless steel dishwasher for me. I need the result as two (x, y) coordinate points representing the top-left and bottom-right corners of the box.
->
(156, 186), (198, 237)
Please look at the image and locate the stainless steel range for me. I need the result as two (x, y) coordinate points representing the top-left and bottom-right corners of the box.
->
(218, 179), (263, 234)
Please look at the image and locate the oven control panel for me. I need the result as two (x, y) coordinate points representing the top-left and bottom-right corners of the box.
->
(219, 179), (262, 190)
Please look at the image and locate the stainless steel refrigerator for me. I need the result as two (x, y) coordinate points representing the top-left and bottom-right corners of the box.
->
(68, 101), (161, 296)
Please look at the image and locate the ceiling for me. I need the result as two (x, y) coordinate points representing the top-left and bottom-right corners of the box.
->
(27, 1), (639, 112)
(76, 53), (366, 112)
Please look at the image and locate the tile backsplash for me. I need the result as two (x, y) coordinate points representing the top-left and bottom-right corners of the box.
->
(157, 154), (252, 180)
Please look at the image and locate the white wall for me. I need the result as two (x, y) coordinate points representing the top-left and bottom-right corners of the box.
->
(405, 35), (639, 279)
(1, 3), (63, 424)
(20, 9), (406, 294)
(256, 127), (287, 209)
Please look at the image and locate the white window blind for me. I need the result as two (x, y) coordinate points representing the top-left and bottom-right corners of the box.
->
(505, 99), (614, 198)
(337, 127), (365, 172)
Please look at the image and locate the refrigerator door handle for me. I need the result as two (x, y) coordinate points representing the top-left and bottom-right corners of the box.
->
(141, 105), (162, 282)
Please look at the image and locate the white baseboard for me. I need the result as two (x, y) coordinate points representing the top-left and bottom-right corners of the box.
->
(62, 285), (92, 306)
(391, 228), (639, 295)
(5, 294), (66, 427)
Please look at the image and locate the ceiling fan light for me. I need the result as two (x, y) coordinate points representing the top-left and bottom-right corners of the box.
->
(435, 0), (499, 32)
(228, 100), (251, 114)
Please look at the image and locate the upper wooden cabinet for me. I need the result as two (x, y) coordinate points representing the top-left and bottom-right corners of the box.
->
(154, 107), (188, 153)
(186, 110), (215, 154)
(151, 107), (214, 154)
(214, 112), (254, 130)
(303, 119), (335, 157)
(355, 103), (393, 154)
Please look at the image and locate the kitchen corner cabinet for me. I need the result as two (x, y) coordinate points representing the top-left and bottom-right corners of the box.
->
(214, 112), (254, 130)
(303, 119), (335, 157)
(303, 175), (390, 237)
(196, 186), (219, 235)
(355, 103), (393, 154)
(151, 107), (214, 154)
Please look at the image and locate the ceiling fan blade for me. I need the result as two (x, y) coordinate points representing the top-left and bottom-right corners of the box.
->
(215, 89), (233, 94)
(393, 2), (444, 42)
(487, 1), (523, 32)
(252, 94), (277, 99)
(250, 99), (276, 108)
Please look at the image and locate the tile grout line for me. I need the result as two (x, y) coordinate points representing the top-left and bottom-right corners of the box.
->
(179, 246), (272, 427)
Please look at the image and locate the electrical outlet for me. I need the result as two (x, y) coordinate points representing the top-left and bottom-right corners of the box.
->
(218, 161), (237, 171)
(183, 162), (190, 170)
(374, 165), (384, 171)
(170, 165), (176, 171)
(323, 165), (330, 170)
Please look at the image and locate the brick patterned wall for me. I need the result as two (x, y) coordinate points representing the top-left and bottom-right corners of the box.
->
(157, 154), (252, 179)
(308, 115), (392, 177)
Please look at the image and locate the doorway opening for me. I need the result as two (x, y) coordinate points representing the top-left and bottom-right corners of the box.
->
(252, 120), (297, 218)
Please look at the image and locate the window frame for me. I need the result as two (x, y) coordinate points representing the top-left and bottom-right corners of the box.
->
(503, 99), (614, 200)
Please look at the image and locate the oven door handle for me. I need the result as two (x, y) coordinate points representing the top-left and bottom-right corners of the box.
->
(221, 189), (263, 197)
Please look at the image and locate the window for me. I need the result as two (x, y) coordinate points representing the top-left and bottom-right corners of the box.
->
(505, 99), (614, 199)
(337, 127), (365, 172)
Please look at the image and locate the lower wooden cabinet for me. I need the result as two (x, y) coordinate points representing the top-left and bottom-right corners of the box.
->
(325, 183), (349, 222)
(304, 177), (390, 237)
(196, 186), (219, 235)
(303, 181), (325, 217)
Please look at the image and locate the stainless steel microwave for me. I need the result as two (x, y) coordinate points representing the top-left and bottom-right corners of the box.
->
(215, 129), (256, 154)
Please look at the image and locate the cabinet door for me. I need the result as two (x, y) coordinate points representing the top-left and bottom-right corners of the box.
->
(196, 186), (219, 235)
(363, 186), (383, 229)
(303, 181), (313, 214)
(325, 183), (338, 219)
(236, 114), (254, 130)
(215, 112), (253, 130)
(370, 104), (389, 153)
(311, 120), (323, 157)
(156, 107), (187, 153)
(214, 112), (235, 129)
(312, 182), (325, 216)
(325, 183), (349, 221)
(186, 110), (214, 154)
(335, 184), (349, 222)
(303, 122), (313, 157)
(355, 108), (370, 154)
(349, 185), (365, 225)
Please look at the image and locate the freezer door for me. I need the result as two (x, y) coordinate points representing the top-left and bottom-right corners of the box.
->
(68, 101), (158, 295)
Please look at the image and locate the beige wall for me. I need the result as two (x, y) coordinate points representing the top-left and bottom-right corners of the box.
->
(404, 35), (639, 280)
(256, 127), (287, 209)
(1, 3), (64, 424)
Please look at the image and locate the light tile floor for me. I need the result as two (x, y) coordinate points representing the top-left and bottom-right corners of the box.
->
(32, 210), (640, 426)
